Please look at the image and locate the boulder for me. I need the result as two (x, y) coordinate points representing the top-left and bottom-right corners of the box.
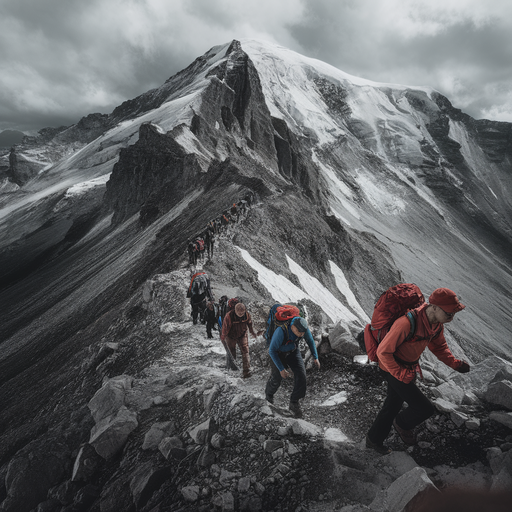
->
(181, 485), (200, 503)
(383, 467), (439, 512)
(485, 380), (512, 411)
(451, 356), (512, 392)
(490, 411), (512, 430)
(0, 436), (71, 512)
(89, 406), (138, 459)
(87, 375), (133, 423)
(431, 381), (464, 405)
(490, 366), (512, 384)
(188, 417), (217, 445)
(263, 440), (284, 453)
(433, 398), (457, 413)
(159, 436), (186, 460)
(289, 419), (322, 437)
(450, 410), (469, 428)
(329, 322), (361, 357)
(142, 421), (177, 450)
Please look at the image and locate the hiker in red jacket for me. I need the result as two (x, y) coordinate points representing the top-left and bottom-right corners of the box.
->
(221, 302), (257, 378)
(366, 288), (470, 454)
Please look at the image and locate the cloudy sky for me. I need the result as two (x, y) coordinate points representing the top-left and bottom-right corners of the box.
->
(1, 0), (511, 133)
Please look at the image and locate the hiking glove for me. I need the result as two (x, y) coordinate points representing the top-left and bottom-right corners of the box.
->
(455, 360), (470, 373)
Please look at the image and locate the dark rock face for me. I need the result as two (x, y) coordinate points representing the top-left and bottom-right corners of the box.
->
(7, 146), (45, 186)
(104, 123), (203, 225)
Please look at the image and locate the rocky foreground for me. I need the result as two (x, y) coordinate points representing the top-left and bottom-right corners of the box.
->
(1, 250), (512, 512)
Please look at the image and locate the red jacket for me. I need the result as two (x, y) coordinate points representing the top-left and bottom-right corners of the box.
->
(221, 310), (256, 341)
(377, 304), (460, 383)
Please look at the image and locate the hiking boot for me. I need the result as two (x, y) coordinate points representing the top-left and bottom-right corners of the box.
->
(289, 401), (303, 418)
(265, 394), (274, 404)
(365, 435), (392, 455)
(243, 371), (252, 379)
(393, 419), (416, 445)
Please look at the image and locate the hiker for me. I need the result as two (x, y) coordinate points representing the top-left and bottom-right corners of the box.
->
(230, 202), (239, 222)
(220, 302), (257, 378)
(195, 237), (205, 262)
(204, 227), (215, 259)
(189, 272), (213, 325)
(204, 301), (218, 339)
(365, 288), (470, 454)
(265, 316), (320, 418)
(187, 240), (196, 265)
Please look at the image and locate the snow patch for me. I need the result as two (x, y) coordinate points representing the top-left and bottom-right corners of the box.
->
(329, 261), (370, 322)
(64, 174), (111, 197)
(286, 255), (360, 325)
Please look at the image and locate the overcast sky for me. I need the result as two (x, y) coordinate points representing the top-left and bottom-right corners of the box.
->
(1, 0), (511, 133)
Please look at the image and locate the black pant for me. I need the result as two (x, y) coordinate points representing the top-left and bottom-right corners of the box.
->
(206, 321), (215, 338)
(191, 298), (206, 324)
(265, 348), (307, 403)
(367, 369), (435, 445)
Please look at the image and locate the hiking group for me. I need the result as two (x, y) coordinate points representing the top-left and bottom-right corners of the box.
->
(185, 207), (470, 446)
(186, 267), (320, 418)
(186, 196), (251, 265)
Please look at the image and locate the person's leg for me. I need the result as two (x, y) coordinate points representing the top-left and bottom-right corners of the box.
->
(265, 357), (282, 402)
(225, 336), (237, 360)
(393, 378), (435, 430)
(367, 372), (404, 445)
(191, 302), (199, 324)
(237, 334), (251, 376)
(287, 349), (307, 403)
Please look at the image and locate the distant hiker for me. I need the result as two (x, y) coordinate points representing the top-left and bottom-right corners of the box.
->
(189, 272), (213, 324)
(220, 302), (257, 378)
(187, 240), (196, 265)
(195, 237), (205, 262)
(231, 202), (239, 222)
(365, 288), (470, 454)
(204, 228), (215, 259)
(204, 301), (217, 339)
(265, 316), (320, 418)
(221, 213), (230, 232)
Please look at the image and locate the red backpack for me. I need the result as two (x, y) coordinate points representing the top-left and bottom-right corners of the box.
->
(364, 283), (425, 362)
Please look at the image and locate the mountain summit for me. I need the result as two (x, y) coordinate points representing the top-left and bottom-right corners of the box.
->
(0, 39), (511, 511)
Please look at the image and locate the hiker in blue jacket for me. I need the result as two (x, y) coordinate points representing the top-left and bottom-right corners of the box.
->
(265, 317), (320, 417)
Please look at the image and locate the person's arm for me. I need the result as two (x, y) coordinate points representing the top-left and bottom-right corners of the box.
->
(246, 313), (257, 337)
(268, 328), (285, 371)
(376, 316), (415, 382)
(303, 328), (320, 369)
(428, 330), (465, 370)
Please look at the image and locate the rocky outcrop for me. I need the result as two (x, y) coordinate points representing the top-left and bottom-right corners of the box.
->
(103, 122), (203, 225)
(6, 146), (46, 186)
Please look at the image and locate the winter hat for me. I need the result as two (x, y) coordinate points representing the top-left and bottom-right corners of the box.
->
(234, 303), (246, 316)
(292, 317), (308, 333)
(429, 288), (465, 313)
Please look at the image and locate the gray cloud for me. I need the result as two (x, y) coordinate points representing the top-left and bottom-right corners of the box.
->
(1, 0), (511, 133)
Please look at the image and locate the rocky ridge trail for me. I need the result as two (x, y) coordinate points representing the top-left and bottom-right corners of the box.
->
(1, 214), (512, 512)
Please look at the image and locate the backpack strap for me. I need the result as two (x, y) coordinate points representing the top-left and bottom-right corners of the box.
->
(404, 311), (417, 341)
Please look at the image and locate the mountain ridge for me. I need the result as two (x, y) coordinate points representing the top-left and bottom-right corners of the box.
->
(0, 38), (511, 511)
